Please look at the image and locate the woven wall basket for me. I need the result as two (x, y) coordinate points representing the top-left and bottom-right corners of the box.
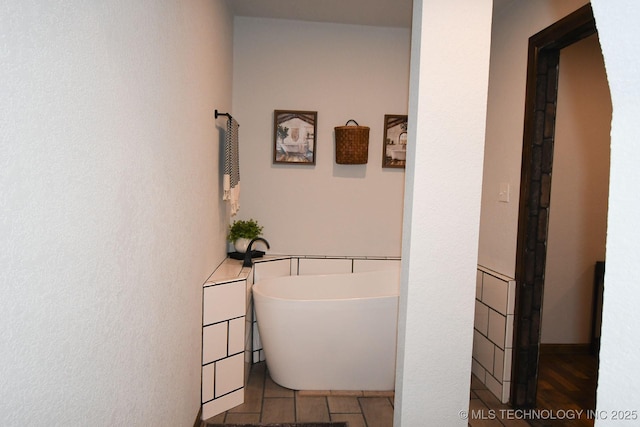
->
(334, 119), (370, 164)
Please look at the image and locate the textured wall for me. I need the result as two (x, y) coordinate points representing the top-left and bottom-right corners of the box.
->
(394, 0), (492, 425)
(0, 0), (233, 425)
(590, 1), (640, 423)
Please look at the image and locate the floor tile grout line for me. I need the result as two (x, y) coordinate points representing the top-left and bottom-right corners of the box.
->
(322, 395), (328, 423)
(357, 395), (370, 427)
(293, 382), (297, 422)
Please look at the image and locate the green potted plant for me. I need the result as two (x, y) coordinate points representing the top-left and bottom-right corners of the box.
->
(227, 218), (264, 253)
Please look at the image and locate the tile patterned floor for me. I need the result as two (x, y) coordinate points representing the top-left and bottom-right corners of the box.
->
(204, 362), (394, 427)
(204, 362), (532, 426)
(469, 375), (531, 427)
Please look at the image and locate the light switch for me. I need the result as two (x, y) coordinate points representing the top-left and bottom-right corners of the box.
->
(499, 183), (510, 203)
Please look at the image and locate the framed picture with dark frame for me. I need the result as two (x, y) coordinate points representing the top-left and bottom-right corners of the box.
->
(382, 114), (408, 168)
(273, 110), (318, 165)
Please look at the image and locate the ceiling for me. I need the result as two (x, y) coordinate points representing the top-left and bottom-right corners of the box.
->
(229, 0), (514, 28)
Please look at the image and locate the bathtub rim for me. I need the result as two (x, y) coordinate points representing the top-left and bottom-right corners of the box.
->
(252, 268), (400, 302)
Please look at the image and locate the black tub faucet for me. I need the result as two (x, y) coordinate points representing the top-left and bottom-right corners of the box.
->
(243, 237), (270, 267)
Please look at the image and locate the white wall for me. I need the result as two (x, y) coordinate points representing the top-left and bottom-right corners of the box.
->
(590, 1), (640, 424)
(232, 17), (410, 257)
(479, 0), (589, 277)
(394, 0), (492, 424)
(394, 0), (640, 423)
(542, 34), (611, 344)
(0, 1), (233, 425)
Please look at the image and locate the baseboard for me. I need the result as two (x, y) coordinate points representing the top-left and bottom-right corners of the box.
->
(540, 343), (591, 354)
(193, 405), (203, 427)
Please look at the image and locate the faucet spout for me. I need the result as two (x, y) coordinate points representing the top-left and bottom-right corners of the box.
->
(243, 237), (270, 267)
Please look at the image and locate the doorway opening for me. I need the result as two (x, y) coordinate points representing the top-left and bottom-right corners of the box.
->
(511, 3), (609, 409)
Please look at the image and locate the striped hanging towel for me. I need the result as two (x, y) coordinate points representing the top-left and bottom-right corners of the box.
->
(223, 117), (240, 216)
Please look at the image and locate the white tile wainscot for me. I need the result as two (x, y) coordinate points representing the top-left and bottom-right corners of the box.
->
(472, 266), (516, 404)
(201, 258), (252, 420)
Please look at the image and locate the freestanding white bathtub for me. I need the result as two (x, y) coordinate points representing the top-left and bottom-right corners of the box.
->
(252, 268), (400, 391)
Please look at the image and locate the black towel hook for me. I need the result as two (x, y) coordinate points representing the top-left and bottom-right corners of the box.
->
(215, 109), (232, 120)
(215, 110), (239, 127)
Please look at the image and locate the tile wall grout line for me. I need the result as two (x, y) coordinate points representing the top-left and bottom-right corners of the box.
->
(259, 363), (267, 423)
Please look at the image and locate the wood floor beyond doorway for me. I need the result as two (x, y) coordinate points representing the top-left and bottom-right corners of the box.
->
(532, 350), (598, 427)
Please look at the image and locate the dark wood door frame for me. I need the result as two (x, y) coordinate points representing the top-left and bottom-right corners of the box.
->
(511, 4), (597, 408)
